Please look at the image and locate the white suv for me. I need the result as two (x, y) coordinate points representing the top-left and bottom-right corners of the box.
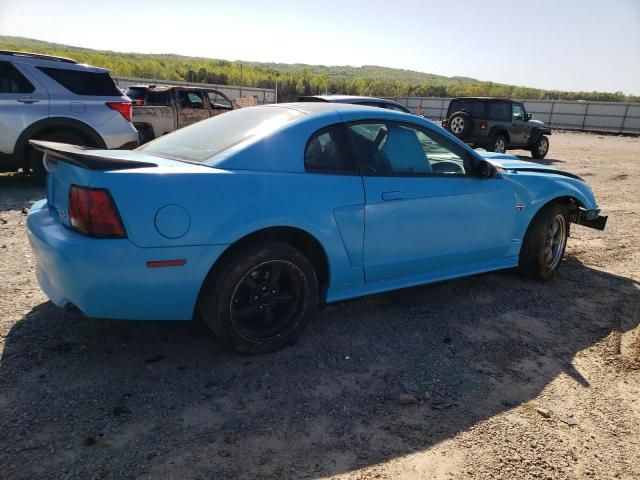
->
(0, 50), (138, 175)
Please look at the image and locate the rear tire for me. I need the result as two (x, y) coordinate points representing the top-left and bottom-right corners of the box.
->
(198, 242), (318, 354)
(486, 133), (507, 154)
(519, 203), (570, 280)
(446, 111), (472, 138)
(27, 130), (91, 179)
(531, 135), (550, 159)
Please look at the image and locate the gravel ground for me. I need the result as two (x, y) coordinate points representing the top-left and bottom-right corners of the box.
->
(0, 131), (639, 479)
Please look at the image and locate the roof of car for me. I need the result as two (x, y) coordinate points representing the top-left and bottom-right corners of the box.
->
(0, 50), (109, 73)
(451, 97), (513, 102)
(268, 102), (396, 115)
(300, 94), (403, 104)
(0, 50), (77, 64)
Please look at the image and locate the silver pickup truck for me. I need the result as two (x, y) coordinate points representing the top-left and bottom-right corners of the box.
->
(125, 84), (238, 143)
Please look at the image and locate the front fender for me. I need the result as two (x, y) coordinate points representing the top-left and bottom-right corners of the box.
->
(531, 179), (597, 213)
(507, 175), (599, 241)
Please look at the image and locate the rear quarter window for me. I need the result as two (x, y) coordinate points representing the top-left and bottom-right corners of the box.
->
(37, 67), (122, 96)
(0, 61), (34, 93)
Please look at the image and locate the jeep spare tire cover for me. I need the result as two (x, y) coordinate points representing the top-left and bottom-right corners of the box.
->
(447, 111), (472, 138)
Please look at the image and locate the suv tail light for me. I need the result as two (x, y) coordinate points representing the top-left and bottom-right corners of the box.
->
(69, 186), (126, 238)
(106, 101), (132, 122)
(480, 121), (488, 130)
(442, 120), (448, 128)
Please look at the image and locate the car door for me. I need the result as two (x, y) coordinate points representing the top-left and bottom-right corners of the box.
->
(510, 103), (531, 145)
(346, 120), (517, 283)
(0, 61), (49, 156)
(206, 89), (234, 117)
(176, 89), (210, 129)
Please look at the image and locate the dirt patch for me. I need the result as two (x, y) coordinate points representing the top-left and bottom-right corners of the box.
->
(1, 131), (639, 479)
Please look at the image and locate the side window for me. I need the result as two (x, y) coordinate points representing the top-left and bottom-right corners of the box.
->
(304, 125), (354, 174)
(178, 90), (204, 109)
(347, 122), (468, 176)
(37, 67), (121, 96)
(512, 103), (525, 121)
(414, 130), (468, 174)
(145, 90), (172, 106)
(207, 90), (232, 109)
(0, 61), (35, 94)
(489, 102), (510, 121)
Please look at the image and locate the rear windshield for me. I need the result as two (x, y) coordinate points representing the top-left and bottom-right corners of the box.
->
(37, 67), (122, 96)
(125, 87), (147, 100)
(137, 106), (305, 163)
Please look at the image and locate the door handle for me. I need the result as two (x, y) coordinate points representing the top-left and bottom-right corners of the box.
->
(382, 191), (404, 201)
(17, 97), (40, 104)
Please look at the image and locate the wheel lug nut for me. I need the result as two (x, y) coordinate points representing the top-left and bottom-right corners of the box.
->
(261, 286), (267, 291)
(253, 295), (259, 301)
(258, 305), (264, 310)
(271, 289), (277, 294)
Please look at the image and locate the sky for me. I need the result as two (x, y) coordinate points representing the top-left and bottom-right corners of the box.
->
(1, 0), (639, 95)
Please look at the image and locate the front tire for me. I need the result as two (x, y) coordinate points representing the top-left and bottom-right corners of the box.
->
(198, 243), (318, 354)
(531, 135), (550, 159)
(519, 203), (570, 280)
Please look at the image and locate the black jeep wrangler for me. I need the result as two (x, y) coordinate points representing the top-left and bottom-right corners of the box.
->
(443, 97), (551, 159)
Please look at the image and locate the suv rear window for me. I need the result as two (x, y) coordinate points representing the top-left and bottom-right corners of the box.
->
(0, 61), (34, 93)
(37, 67), (122, 96)
(138, 106), (305, 163)
(448, 100), (485, 118)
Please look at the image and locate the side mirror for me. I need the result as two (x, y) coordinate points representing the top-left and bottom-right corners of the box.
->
(477, 160), (498, 179)
(527, 113), (532, 120)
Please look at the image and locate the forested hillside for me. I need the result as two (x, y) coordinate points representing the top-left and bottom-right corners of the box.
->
(1, 36), (636, 103)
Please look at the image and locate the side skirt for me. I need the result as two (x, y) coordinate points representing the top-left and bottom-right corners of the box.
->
(325, 257), (519, 304)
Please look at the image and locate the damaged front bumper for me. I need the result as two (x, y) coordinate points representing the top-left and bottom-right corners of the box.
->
(575, 208), (608, 231)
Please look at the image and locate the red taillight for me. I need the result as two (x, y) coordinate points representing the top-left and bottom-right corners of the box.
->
(442, 120), (448, 128)
(480, 121), (488, 130)
(133, 99), (145, 106)
(69, 186), (126, 238)
(106, 101), (132, 122)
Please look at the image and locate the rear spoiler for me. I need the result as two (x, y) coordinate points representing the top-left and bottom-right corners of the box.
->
(30, 141), (158, 171)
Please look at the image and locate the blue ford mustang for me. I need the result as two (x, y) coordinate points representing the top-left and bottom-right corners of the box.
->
(27, 103), (607, 353)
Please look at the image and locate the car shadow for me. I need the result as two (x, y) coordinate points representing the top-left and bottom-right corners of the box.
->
(0, 258), (638, 479)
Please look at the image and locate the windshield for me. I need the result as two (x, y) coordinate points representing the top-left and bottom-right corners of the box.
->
(137, 106), (305, 163)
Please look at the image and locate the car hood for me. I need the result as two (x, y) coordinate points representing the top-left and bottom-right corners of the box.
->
(478, 152), (553, 170)
(477, 152), (584, 181)
(529, 119), (546, 128)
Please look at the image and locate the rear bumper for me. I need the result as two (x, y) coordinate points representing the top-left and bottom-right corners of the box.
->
(27, 199), (227, 320)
